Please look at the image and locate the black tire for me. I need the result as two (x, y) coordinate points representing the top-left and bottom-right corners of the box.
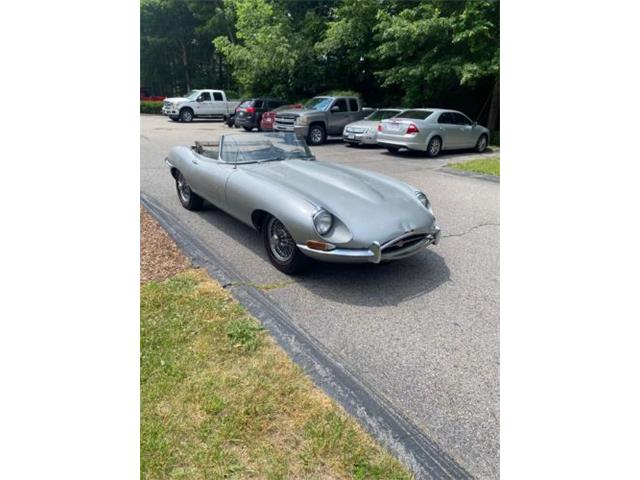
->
(175, 172), (203, 210)
(243, 126), (252, 132)
(307, 124), (326, 146)
(262, 215), (307, 274)
(475, 134), (488, 153)
(426, 136), (442, 157)
(386, 145), (400, 153)
(179, 108), (194, 123)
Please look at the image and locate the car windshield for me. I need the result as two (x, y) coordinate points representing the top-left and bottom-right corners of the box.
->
(365, 109), (403, 121)
(185, 90), (201, 100)
(394, 110), (434, 120)
(304, 97), (333, 111)
(221, 132), (314, 164)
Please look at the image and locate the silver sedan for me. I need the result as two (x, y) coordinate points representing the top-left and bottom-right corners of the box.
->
(376, 108), (491, 157)
(343, 108), (405, 146)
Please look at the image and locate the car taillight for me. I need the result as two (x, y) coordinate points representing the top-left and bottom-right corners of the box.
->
(377, 124), (383, 132)
(406, 123), (419, 134)
(246, 106), (256, 114)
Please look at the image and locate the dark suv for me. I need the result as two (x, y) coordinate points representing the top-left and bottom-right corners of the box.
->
(235, 98), (286, 131)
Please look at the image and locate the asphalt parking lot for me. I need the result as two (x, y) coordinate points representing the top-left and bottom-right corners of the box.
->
(140, 115), (499, 479)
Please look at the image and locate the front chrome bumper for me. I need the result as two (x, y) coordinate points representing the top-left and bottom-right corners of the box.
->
(297, 227), (441, 264)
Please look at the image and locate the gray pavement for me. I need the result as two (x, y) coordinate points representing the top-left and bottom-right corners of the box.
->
(140, 115), (500, 479)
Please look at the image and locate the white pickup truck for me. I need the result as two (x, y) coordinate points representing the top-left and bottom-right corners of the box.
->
(162, 89), (240, 123)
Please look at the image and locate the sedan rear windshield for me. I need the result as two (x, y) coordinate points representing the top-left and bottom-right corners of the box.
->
(395, 110), (434, 120)
(366, 109), (403, 121)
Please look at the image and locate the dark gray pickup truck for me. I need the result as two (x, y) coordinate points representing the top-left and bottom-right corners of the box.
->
(274, 96), (365, 145)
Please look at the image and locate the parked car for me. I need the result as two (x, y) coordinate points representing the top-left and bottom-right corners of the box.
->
(260, 104), (303, 131)
(274, 96), (365, 146)
(235, 98), (286, 131)
(376, 108), (490, 157)
(165, 132), (440, 274)
(226, 100), (250, 128)
(162, 89), (240, 123)
(343, 108), (405, 146)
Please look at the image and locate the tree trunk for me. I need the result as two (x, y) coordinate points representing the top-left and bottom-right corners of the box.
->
(487, 75), (499, 131)
(178, 39), (191, 92)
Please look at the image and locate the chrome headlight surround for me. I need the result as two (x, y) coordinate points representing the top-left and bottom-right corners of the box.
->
(312, 209), (333, 236)
(415, 191), (432, 212)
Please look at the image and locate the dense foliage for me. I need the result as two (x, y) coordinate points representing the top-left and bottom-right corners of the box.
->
(141, 0), (499, 128)
(140, 101), (163, 114)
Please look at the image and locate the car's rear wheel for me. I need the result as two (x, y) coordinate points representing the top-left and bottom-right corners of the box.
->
(427, 136), (442, 157)
(386, 145), (400, 153)
(307, 124), (326, 146)
(179, 108), (194, 123)
(176, 172), (203, 210)
(243, 126), (252, 132)
(263, 216), (307, 274)
(475, 134), (488, 153)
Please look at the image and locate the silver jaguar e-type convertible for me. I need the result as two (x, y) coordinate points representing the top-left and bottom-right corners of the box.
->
(165, 132), (440, 274)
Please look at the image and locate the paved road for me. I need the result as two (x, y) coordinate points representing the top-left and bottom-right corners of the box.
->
(140, 115), (499, 479)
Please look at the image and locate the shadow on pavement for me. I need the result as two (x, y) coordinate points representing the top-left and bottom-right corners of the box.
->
(194, 202), (450, 307)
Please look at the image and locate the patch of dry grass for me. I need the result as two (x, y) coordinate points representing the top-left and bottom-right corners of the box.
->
(140, 206), (191, 283)
(141, 269), (412, 479)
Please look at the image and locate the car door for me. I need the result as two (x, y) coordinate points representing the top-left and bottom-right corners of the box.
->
(328, 98), (351, 135)
(348, 98), (361, 122)
(436, 112), (462, 149)
(194, 91), (213, 115)
(187, 151), (235, 208)
(211, 91), (226, 115)
(452, 113), (477, 148)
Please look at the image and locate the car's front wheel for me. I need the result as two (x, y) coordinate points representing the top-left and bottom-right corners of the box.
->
(179, 108), (194, 123)
(176, 172), (203, 210)
(307, 124), (326, 146)
(475, 134), (488, 153)
(263, 216), (307, 274)
(426, 136), (442, 157)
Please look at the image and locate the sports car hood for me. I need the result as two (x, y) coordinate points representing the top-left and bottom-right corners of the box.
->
(242, 160), (436, 246)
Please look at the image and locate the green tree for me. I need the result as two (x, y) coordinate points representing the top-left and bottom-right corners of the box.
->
(213, 0), (298, 97)
(375, 0), (499, 127)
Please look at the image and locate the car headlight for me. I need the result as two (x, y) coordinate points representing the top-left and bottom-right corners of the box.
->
(313, 209), (333, 235)
(415, 192), (432, 212)
(172, 103), (178, 109)
(296, 116), (309, 125)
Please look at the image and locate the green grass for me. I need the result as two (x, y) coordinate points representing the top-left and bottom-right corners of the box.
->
(449, 156), (500, 177)
(141, 270), (412, 480)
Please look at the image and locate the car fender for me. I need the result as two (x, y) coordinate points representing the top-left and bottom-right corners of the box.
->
(223, 168), (320, 242)
(423, 128), (446, 151)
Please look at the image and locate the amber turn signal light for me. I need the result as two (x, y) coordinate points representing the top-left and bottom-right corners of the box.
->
(306, 240), (335, 251)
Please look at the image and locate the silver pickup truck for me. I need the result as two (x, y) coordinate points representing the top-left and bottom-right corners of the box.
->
(274, 96), (365, 145)
(162, 89), (240, 123)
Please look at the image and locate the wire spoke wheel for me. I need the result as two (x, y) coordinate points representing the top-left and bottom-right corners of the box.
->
(267, 217), (295, 262)
(177, 173), (191, 203)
